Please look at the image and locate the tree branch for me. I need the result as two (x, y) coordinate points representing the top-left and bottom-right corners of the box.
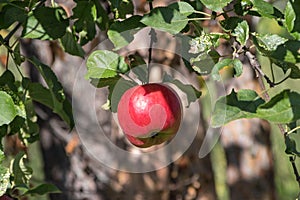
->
(1, 22), (22, 47)
(244, 50), (275, 90)
(244, 49), (286, 134)
(146, 0), (157, 84)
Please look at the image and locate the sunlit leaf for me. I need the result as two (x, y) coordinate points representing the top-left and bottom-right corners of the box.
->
(168, 1), (195, 16)
(233, 20), (249, 46)
(0, 91), (17, 126)
(0, 150), (9, 196)
(211, 58), (243, 81)
(212, 89), (300, 127)
(141, 7), (188, 34)
(211, 89), (265, 127)
(200, 0), (232, 12)
(284, 0), (300, 35)
(251, 0), (274, 17)
(257, 90), (300, 123)
(86, 50), (129, 79)
(254, 33), (288, 52)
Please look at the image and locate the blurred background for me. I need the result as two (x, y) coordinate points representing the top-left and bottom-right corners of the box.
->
(1, 0), (299, 199)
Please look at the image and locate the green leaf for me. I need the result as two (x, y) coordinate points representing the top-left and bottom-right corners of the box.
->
(232, 59), (243, 77)
(259, 40), (300, 79)
(220, 17), (243, 32)
(108, 15), (145, 50)
(200, 0), (232, 12)
(12, 43), (24, 65)
(60, 31), (85, 58)
(232, 20), (249, 46)
(0, 91), (17, 126)
(211, 89), (265, 127)
(212, 89), (300, 127)
(11, 151), (32, 186)
(72, 0), (97, 45)
(22, 15), (50, 40)
(141, 7), (188, 34)
(168, 1), (195, 16)
(33, 7), (68, 40)
(285, 135), (300, 156)
(284, 0), (300, 38)
(163, 74), (201, 107)
(211, 58), (243, 81)
(190, 50), (220, 75)
(29, 58), (74, 128)
(28, 83), (53, 109)
(110, 78), (136, 113)
(22, 91), (39, 139)
(251, 0), (274, 17)
(0, 150), (10, 196)
(253, 33), (288, 52)
(0, 2), (27, 29)
(0, 70), (16, 90)
(24, 183), (61, 195)
(9, 116), (25, 135)
(257, 90), (300, 123)
(94, 0), (109, 30)
(85, 50), (129, 79)
(109, 0), (134, 18)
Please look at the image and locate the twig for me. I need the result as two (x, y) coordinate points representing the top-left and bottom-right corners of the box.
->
(244, 49), (286, 134)
(244, 50), (275, 90)
(1, 22), (22, 47)
(147, 0), (157, 83)
(290, 156), (300, 188)
(244, 45), (299, 191)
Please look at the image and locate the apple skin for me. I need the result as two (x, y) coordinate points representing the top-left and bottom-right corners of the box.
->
(117, 83), (182, 148)
(0, 195), (13, 200)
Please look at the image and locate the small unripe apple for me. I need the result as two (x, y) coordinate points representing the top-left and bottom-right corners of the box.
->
(117, 83), (182, 148)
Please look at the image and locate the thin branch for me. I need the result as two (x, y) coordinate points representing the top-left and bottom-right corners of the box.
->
(146, 0), (156, 84)
(1, 22), (22, 47)
(244, 43), (300, 191)
(290, 156), (300, 188)
(244, 50), (275, 90)
(244, 49), (287, 135)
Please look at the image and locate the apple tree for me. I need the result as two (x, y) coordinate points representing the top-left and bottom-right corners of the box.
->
(0, 0), (299, 199)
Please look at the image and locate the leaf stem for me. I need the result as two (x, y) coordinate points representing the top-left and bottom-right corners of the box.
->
(189, 17), (211, 21)
(270, 60), (275, 83)
(175, 18), (210, 22)
(193, 10), (211, 17)
(287, 126), (300, 135)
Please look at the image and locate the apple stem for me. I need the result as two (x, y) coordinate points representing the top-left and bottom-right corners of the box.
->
(147, 0), (157, 84)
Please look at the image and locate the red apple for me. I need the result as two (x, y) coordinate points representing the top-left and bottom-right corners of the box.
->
(117, 83), (182, 148)
(0, 195), (13, 200)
